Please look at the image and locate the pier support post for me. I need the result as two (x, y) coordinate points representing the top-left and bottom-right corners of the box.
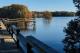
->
(27, 43), (33, 53)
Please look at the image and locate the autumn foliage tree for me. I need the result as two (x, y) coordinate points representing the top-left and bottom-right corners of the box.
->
(0, 4), (32, 19)
(43, 11), (52, 18)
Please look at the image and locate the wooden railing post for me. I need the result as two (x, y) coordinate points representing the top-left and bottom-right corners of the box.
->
(6, 25), (20, 48)
(16, 29), (20, 48)
(27, 43), (33, 53)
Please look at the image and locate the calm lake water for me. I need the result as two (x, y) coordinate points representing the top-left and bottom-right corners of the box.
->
(21, 17), (76, 53)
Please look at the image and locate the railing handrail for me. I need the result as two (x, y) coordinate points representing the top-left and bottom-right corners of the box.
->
(6, 25), (58, 53)
(1, 18), (35, 23)
(26, 36), (58, 53)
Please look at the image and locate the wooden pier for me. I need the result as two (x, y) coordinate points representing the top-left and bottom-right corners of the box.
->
(0, 21), (22, 53)
(0, 19), (58, 53)
(2, 18), (36, 30)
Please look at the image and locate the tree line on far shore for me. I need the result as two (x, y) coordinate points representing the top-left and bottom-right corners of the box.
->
(32, 11), (76, 18)
(51, 11), (76, 17)
(0, 4), (77, 19)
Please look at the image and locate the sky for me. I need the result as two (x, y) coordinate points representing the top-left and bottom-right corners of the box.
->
(0, 0), (77, 12)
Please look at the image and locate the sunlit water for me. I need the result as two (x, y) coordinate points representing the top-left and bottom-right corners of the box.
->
(21, 17), (76, 53)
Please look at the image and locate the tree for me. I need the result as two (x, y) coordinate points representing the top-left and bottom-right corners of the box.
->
(0, 4), (32, 18)
(43, 11), (52, 18)
(63, 18), (80, 52)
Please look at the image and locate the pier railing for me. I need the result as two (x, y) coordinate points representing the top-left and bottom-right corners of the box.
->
(2, 18), (35, 23)
(1, 18), (36, 30)
(1, 18), (58, 53)
(6, 25), (58, 53)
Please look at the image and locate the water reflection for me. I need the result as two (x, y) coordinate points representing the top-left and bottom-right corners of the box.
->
(43, 17), (52, 27)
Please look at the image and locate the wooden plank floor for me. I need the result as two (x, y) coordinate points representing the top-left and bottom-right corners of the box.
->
(0, 21), (6, 30)
(0, 33), (22, 53)
(0, 21), (22, 53)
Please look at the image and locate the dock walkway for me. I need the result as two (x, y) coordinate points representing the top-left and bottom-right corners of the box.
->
(0, 21), (22, 53)
(0, 19), (58, 53)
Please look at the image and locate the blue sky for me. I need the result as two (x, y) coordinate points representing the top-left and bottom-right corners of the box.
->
(0, 0), (76, 11)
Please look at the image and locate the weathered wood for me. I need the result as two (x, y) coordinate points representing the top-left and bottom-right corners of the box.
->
(6, 25), (27, 53)
(0, 20), (6, 30)
(0, 20), (22, 53)
(2, 18), (36, 30)
(2, 18), (35, 23)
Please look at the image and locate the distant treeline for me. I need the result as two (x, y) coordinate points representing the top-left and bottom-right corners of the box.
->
(51, 11), (75, 17)
(0, 4), (77, 19)
(32, 11), (76, 18)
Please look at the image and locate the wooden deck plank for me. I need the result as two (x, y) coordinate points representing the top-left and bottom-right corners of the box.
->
(0, 21), (6, 30)
(0, 35), (12, 39)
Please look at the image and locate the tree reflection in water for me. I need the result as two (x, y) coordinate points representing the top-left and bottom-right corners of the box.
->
(43, 17), (52, 27)
(63, 18), (80, 53)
